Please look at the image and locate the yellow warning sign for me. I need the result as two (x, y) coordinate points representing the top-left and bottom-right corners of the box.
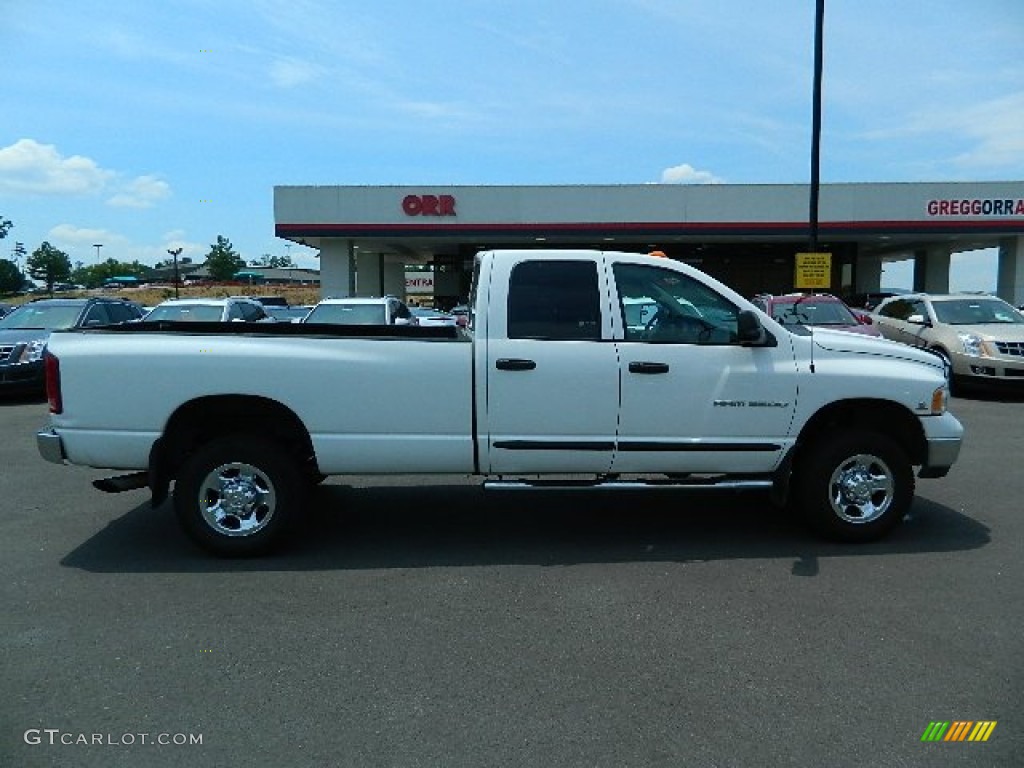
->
(794, 252), (832, 289)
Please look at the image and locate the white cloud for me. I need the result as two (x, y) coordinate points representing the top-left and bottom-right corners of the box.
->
(0, 139), (173, 209)
(950, 92), (1024, 171)
(107, 175), (172, 208)
(48, 224), (128, 248)
(46, 224), (205, 266)
(660, 163), (724, 184)
(269, 57), (324, 88)
(0, 138), (113, 195)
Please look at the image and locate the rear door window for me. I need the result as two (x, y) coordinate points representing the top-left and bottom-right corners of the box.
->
(506, 260), (601, 340)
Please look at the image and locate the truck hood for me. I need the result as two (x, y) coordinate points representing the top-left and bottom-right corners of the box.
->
(809, 327), (945, 371)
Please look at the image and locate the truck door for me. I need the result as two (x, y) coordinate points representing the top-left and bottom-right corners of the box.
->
(609, 261), (798, 475)
(481, 254), (619, 474)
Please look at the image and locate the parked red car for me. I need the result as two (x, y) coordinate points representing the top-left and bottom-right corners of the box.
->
(752, 293), (882, 337)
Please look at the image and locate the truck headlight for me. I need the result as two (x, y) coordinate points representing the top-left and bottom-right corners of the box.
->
(17, 340), (47, 363)
(957, 333), (990, 357)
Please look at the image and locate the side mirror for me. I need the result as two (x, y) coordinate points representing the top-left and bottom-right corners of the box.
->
(737, 309), (776, 347)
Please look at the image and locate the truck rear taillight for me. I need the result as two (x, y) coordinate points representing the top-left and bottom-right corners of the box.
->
(45, 351), (63, 414)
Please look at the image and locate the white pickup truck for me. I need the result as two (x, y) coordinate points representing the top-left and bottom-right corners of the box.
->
(38, 249), (963, 556)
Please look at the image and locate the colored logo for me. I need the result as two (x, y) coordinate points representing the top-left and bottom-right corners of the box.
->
(921, 721), (997, 742)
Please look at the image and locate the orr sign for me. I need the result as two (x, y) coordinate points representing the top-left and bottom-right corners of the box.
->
(402, 194), (456, 217)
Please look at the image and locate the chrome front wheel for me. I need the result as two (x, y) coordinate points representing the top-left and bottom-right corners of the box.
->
(827, 453), (895, 525)
(797, 430), (914, 542)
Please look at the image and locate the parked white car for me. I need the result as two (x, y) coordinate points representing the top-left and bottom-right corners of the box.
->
(302, 296), (417, 326)
(144, 297), (274, 323)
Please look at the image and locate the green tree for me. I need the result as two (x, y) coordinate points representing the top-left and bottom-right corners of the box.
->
(0, 215), (12, 241)
(0, 258), (24, 295)
(205, 235), (245, 281)
(71, 258), (151, 289)
(27, 241), (72, 295)
(251, 253), (294, 268)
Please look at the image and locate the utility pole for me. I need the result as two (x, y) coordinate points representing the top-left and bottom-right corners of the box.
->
(808, 0), (825, 252)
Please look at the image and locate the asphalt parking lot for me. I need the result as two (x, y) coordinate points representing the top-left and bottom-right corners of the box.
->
(2, 391), (1022, 767)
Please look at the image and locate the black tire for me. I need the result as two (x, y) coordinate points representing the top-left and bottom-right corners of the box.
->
(174, 436), (307, 557)
(794, 430), (914, 542)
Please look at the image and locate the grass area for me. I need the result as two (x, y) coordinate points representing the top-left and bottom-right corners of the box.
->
(3, 284), (324, 308)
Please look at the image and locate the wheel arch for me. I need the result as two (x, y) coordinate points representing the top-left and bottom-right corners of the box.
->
(795, 398), (927, 467)
(149, 395), (318, 507)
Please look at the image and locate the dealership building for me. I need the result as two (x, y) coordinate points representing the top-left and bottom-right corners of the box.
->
(274, 181), (1024, 307)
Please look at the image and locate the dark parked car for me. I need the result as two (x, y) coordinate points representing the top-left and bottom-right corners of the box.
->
(0, 297), (144, 393)
(246, 296), (289, 307)
(448, 304), (470, 328)
(263, 305), (310, 323)
(846, 289), (911, 311)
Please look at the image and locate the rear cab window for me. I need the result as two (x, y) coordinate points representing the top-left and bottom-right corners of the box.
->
(506, 260), (602, 341)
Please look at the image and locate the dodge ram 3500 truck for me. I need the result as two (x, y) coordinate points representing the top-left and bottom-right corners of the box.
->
(37, 249), (963, 556)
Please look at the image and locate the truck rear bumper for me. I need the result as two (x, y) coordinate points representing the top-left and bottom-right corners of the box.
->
(37, 429), (66, 464)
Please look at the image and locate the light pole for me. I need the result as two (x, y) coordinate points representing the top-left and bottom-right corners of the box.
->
(93, 243), (103, 263)
(808, 0), (825, 252)
(167, 248), (183, 299)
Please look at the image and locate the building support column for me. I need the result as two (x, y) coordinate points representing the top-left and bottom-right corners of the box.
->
(318, 240), (355, 298)
(996, 236), (1024, 306)
(854, 253), (882, 292)
(912, 246), (951, 294)
(355, 252), (383, 297)
(382, 258), (406, 298)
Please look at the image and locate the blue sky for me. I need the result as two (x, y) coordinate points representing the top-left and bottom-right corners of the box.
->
(2, 0), (1022, 288)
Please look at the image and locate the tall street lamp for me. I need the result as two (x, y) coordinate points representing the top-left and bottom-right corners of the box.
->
(808, 0), (825, 252)
(167, 248), (183, 299)
(93, 243), (103, 263)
